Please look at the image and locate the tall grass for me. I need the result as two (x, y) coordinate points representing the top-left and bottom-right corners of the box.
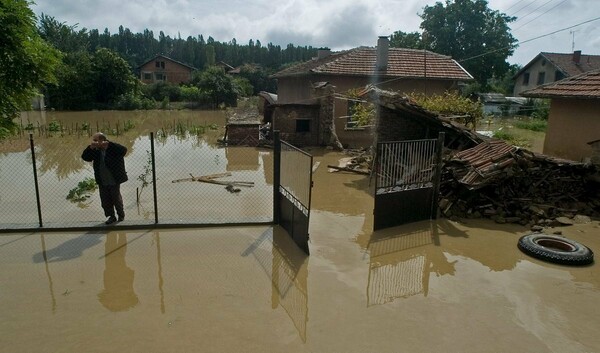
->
(515, 119), (547, 132)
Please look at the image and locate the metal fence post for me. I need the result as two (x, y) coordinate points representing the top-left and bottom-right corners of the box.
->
(273, 130), (281, 224)
(29, 134), (43, 227)
(431, 132), (445, 219)
(150, 132), (158, 224)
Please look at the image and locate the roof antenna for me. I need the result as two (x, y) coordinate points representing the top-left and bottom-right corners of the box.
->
(570, 30), (579, 52)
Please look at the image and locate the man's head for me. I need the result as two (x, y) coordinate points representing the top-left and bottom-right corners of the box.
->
(92, 132), (107, 142)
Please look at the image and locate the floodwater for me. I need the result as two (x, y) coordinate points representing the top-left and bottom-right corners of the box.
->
(1, 113), (600, 353)
(1, 110), (273, 226)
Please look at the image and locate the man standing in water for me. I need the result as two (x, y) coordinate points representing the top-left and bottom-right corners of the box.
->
(82, 132), (128, 225)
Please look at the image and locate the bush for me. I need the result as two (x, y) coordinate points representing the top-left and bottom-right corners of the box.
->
(114, 92), (156, 110)
(141, 81), (182, 102)
(409, 91), (483, 129)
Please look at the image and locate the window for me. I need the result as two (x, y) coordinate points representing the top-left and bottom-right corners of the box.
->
(346, 100), (358, 128)
(295, 119), (310, 133)
(522, 72), (530, 85)
(537, 72), (545, 85)
(155, 73), (166, 81)
(155, 61), (160, 67)
(555, 70), (565, 81)
(541, 59), (546, 66)
(143, 72), (152, 80)
(155, 61), (165, 69)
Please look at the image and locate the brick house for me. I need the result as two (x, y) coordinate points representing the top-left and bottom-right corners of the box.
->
(521, 69), (600, 162)
(269, 37), (474, 148)
(138, 55), (196, 84)
(513, 51), (600, 96)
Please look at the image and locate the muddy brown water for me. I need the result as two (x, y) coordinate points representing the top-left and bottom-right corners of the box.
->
(1, 111), (599, 353)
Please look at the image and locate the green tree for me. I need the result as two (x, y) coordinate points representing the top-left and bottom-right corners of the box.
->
(0, 0), (61, 134)
(389, 31), (424, 49)
(46, 51), (95, 110)
(488, 64), (521, 95)
(419, 0), (517, 87)
(91, 48), (136, 106)
(191, 66), (237, 108)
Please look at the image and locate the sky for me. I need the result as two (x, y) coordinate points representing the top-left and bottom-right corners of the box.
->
(31, 0), (600, 66)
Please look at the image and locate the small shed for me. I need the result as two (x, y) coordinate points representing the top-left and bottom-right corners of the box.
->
(224, 109), (261, 146)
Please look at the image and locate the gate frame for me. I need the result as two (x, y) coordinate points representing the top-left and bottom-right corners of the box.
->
(373, 132), (444, 231)
(273, 131), (313, 255)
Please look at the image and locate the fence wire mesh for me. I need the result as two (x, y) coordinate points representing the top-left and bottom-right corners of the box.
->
(1, 131), (273, 231)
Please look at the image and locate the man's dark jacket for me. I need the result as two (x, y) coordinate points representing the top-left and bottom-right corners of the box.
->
(81, 141), (128, 185)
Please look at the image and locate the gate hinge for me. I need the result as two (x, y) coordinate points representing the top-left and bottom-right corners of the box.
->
(311, 181), (314, 187)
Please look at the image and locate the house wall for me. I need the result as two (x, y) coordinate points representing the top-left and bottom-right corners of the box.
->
(543, 98), (599, 161)
(139, 58), (193, 84)
(275, 74), (461, 148)
(272, 105), (320, 147)
(514, 58), (562, 96)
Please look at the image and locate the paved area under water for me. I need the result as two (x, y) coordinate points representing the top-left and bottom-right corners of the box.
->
(1, 151), (599, 353)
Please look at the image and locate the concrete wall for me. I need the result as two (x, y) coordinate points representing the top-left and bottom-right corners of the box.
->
(543, 98), (600, 161)
(140, 58), (193, 84)
(514, 58), (563, 96)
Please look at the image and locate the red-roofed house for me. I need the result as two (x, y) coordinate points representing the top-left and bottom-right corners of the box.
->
(513, 51), (600, 96)
(521, 69), (600, 161)
(270, 37), (473, 148)
(138, 55), (196, 84)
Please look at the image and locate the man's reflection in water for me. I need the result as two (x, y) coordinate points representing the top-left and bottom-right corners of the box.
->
(98, 232), (139, 312)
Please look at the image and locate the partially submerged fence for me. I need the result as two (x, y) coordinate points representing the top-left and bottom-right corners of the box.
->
(0, 133), (274, 231)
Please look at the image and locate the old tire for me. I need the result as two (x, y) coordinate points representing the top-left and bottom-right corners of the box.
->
(518, 233), (594, 266)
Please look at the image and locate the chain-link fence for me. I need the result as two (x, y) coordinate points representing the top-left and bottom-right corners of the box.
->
(0, 133), (273, 231)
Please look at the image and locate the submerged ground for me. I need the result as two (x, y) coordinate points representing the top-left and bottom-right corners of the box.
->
(1, 150), (599, 353)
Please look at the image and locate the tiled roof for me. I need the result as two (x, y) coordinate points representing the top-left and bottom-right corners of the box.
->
(521, 69), (600, 99)
(542, 52), (600, 76)
(138, 55), (196, 70)
(272, 47), (473, 80)
(515, 52), (600, 78)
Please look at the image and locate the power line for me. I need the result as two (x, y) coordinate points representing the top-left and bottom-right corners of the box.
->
(509, 0), (543, 17)
(511, 0), (554, 23)
(504, 0), (530, 13)
(513, 0), (569, 31)
(459, 16), (600, 63)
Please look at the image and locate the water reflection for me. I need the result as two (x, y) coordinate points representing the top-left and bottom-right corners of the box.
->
(366, 221), (456, 306)
(226, 147), (259, 171)
(242, 227), (309, 342)
(98, 232), (139, 312)
(33, 232), (103, 263)
(271, 226), (309, 342)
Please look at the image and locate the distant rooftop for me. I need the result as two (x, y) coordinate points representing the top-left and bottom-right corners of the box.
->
(272, 47), (473, 81)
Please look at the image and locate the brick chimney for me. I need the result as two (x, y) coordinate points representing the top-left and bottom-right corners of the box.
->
(317, 48), (331, 60)
(376, 36), (389, 71)
(573, 50), (582, 64)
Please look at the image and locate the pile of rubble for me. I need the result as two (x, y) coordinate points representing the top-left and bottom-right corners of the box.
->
(439, 139), (600, 226)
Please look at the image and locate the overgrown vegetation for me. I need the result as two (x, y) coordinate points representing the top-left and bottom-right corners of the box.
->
(514, 118), (547, 132)
(346, 89), (376, 127)
(409, 92), (483, 129)
(66, 177), (97, 202)
(492, 129), (531, 148)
